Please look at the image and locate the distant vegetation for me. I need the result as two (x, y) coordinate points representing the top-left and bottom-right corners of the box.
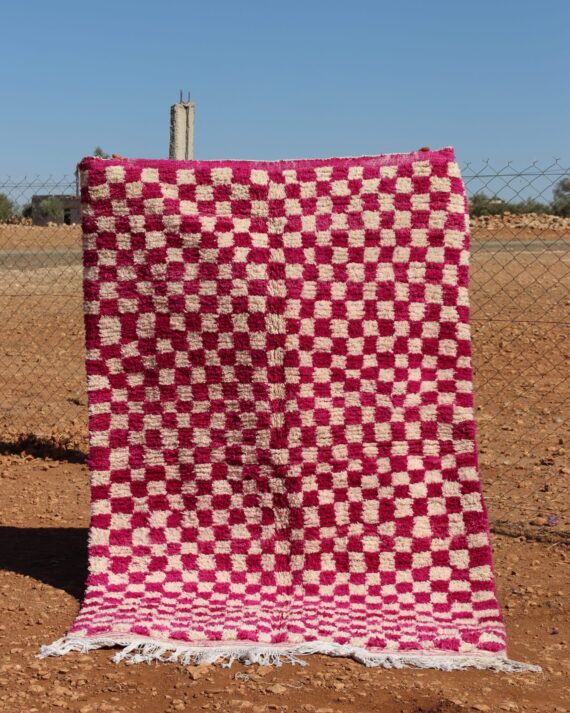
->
(469, 194), (549, 216)
(0, 194), (64, 223)
(0, 193), (16, 221)
(38, 196), (64, 222)
(469, 179), (570, 217)
(93, 146), (111, 158)
(551, 178), (570, 217)
(1, 177), (569, 222)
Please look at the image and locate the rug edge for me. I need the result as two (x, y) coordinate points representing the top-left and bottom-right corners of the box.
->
(38, 636), (541, 672)
(77, 146), (456, 173)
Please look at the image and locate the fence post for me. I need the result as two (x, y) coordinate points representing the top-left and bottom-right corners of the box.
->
(169, 94), (196, 160)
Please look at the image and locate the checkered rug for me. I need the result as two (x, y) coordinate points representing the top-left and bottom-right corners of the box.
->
(41, 147), (537, 671)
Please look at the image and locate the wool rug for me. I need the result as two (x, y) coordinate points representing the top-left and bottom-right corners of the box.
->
(41, 147), (538, 671)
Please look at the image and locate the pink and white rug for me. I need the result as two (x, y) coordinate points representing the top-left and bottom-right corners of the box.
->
(41, 147), (537, 670)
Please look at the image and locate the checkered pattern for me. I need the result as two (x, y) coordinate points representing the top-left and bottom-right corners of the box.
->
(70, 147), (506, 658)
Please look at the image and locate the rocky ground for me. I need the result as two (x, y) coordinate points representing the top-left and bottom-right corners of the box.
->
(1, 222), (568, 533)
(470, 212), (570, 237)
(0, 456), (568, 713)
(0, 218), (568, 711)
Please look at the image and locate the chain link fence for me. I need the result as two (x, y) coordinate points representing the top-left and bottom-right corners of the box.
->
(1, 161), (568, 536)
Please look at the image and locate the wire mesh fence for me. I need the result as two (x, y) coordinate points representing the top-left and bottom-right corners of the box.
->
(0, 161), (568, 537)
(460, 160), (569, 538)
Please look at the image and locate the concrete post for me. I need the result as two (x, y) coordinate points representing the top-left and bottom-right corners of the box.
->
(169, 99), (196, 160)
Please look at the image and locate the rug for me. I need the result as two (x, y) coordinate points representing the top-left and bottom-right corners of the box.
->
(40, 147), (538, 671)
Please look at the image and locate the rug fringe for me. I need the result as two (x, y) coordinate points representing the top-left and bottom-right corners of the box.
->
(38, 636), (541, 672)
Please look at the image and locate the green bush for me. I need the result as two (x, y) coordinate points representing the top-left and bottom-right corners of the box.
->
(0, 193), (16, 221)
(39, 196), (64, 222)
(511, 197), (550, 214)
(93, 146), (110, 158)
(468, 193), (507, 217)
(468, 192), (549, 217)
(551, 178), (570, 217)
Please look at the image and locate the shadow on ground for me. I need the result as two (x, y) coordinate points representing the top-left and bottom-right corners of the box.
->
(0, 526), (87, 599)
(0, 434), (86, 463)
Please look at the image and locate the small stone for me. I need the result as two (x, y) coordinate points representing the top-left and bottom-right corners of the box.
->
(473, 706), (490, 712)
(187, 666), (208, 680)
(266, 683), (287, 695)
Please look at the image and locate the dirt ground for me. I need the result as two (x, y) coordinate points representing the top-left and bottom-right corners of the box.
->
(1, 224), (568, 532)
(0, 457), (567, 713)
(0, 221), (568, 711)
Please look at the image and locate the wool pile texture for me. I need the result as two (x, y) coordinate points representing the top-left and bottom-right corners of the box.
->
(41, 147), (536, 671)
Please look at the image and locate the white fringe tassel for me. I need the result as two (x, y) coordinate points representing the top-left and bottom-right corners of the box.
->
(38, 636), (541, 672)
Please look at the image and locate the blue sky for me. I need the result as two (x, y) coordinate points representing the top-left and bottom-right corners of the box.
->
(1, 0), (568, 177)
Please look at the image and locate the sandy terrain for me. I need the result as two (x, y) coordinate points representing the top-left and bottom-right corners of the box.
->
(1, 222), (568, 534)
(0, 218), (568, 711)
(0, 457), (567, 712)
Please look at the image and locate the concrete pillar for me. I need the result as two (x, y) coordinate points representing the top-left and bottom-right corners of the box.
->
(169, 100), (196, 160)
